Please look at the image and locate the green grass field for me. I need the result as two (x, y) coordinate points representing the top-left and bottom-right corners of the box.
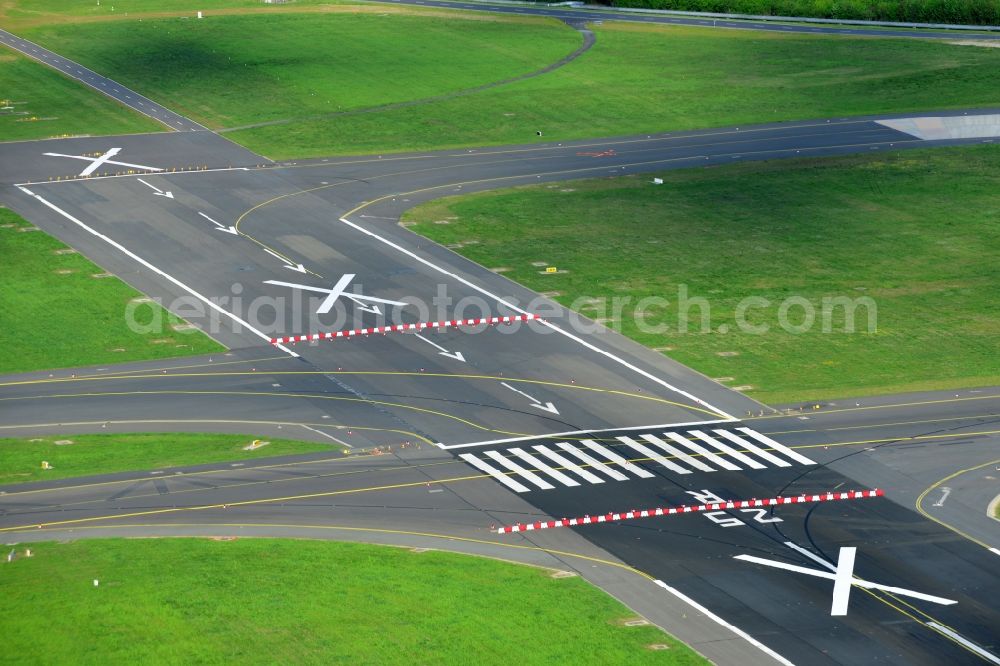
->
(0, 539), (704, 664)
(15, 13), (999, 158)
(226, 21), (1000, 157)
(0, 0), (349, 27)
(0, 207), (223, 374)
(0, 433), (338, 486)
(20, 11), (581, 131)
(0, 50), (159, 142)
(405, 145), (1000, 404)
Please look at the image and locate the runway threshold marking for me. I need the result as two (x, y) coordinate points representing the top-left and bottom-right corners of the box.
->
(497, 489), (883, 533)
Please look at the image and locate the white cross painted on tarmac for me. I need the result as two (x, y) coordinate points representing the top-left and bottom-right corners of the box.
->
(735, 543), (956, 616)
(43, 147), (163, 177)
(264, 275), (408, 315)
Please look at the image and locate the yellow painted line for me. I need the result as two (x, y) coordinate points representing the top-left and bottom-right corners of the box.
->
(338, 138), (919, 222)
(0, 389), (529, 437)
(6, 426), (996, 533)
(0, 470), (488, 533)
(915, 458), (1000, 551)
(0, 369), (720, 417)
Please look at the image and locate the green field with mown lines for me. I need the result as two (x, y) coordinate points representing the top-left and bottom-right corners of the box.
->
(405, 145), (1000, 404)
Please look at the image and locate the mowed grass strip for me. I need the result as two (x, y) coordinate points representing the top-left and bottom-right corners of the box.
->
(0, 539), (703, 665)
(0, 50), (159, 142)
(20, 11), (581, 130)
(0, 433), (338, 486)
(404, 145), (1000, 404)
(228, 21), (1000, 158)
(0, 207), (222, 374)
(0, 0), (351, 27)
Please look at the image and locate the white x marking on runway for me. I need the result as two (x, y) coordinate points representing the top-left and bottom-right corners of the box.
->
(43, 147), (163, 177)
(735, 545), (956, 615)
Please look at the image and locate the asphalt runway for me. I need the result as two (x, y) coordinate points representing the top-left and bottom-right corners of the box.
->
(2, 12), (999, 664)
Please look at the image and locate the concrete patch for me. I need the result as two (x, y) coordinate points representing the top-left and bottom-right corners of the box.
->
(53, 439), (74, 446)
(91, 272), (114, 278)
(53, 248), (77, 255)
(950, 40), (1000, 48)
(877, 114), (1000, 140)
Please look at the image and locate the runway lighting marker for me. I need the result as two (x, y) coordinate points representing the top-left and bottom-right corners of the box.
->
(270, 313), (539, 345)
(495, 489), (884, 534)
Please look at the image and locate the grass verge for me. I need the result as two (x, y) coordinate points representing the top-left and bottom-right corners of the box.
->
(0, 433), (338, 486)
(226, 21), (1000, 157)
(17, 14), (1000, 158)
(0, 49), (160, 142)
(0, 539), (703, 664)
(404, 145), (1000, 404)
(0, 207), (223, 374)
(19, 10), (580, 131)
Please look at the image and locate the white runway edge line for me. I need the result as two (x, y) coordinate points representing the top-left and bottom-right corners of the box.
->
(496, 489), (883, 533)
(652, 579), (795, 666)
(338, 216), (736, 421)
(18, 188), (298, 358)
(926, 623), (1000, 665)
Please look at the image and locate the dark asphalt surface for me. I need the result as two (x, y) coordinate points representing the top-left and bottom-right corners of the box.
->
(1, 11), (999, 664)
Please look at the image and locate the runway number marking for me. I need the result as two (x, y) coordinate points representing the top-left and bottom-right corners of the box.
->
(735, 544), (957, 616)
(43, 147), (162, 177)
(686, 489), (784, 528)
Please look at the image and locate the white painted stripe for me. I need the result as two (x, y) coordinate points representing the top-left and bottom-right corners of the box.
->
(484, 450), (554, 490)
(17, 188), (298, 358)
(653, 580), (795, 666)
(459, 453), (530, 493)
(713, 430), (792, 467)
(734, 555), (957, 605)
(532, 445), (605, 484)
(556, 443), (629, 481)
(338, 216), (735, 421)
(926, 622), (1000, 665)
(830, 546), (856, 616)
(990, 547), (1000, 557)
(644, 433), (716, 472)
(580, 440), (655, 479)
(508, 448), (580, 487)
(687, 429), (766, 469)
(666, 431), (743, 471)
(434, 418), (733, 450)
(617, 436), (691, 474)
(783, 541), (835, 571)
(737, 428), (817, 465)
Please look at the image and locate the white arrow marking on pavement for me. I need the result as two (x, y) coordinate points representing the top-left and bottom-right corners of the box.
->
(197, 211), (238, 235)
(413, 332), (466, 362)
(136, 177), (174, 198)
(44, 147), (163, 177)
(932, 486), (951, 507)
(501, 381), (559, 415)
(263, 277), (408, 315)
(263, 248), (307, 273)
(735, 549), (957, 613)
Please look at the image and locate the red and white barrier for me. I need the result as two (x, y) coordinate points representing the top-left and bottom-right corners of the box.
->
(495, 489), (884, 534)
(270, 313), (539, 345)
